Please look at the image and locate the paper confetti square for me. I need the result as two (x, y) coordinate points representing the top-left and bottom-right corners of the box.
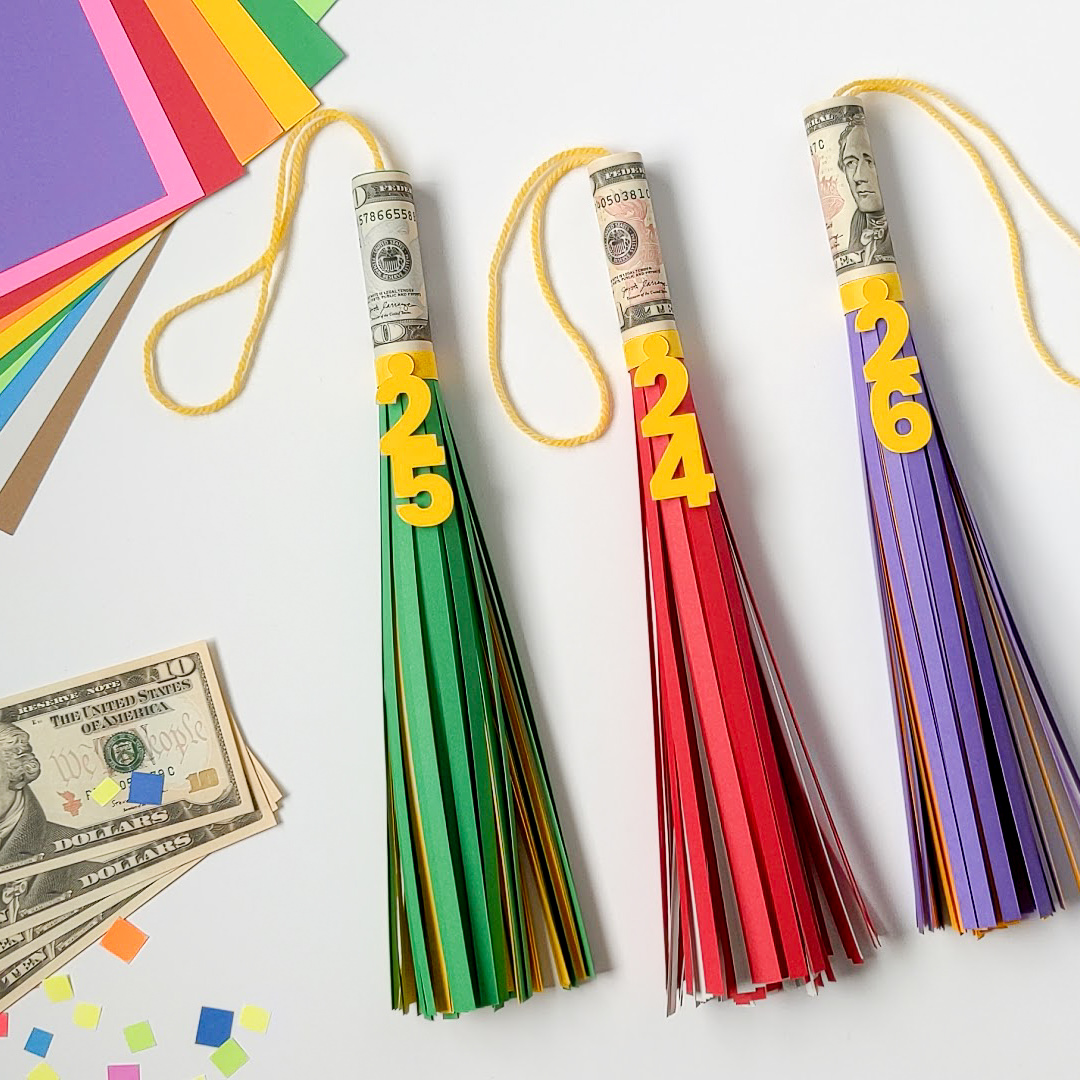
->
(107, 1066), (141, 1080)
(210, 1038), (249, 1076)
(0, 1010), (8, 1036)
(123, 1020), (156, 1053)
(43, 975), (73, 1003)
(91, 777), (122, 805)
(74, 1003), (102, 1030)
(101, 919), (148, 963)
(195, 1006), (233, 1047)
(27, 1065), (60, 1080)
(238, 1005), (270, 1034)
(127, 772), (165, 806)
(25, 1027), (53, 1057)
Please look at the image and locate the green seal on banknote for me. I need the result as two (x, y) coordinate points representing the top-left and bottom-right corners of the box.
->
(103, 731), (146, 773)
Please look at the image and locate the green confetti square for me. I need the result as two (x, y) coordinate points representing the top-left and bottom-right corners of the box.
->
(123, 1019), (156, 1052)
(210, 1037), (249, 1076)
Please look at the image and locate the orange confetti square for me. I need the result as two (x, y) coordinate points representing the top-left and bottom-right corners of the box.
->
(100, 918), (148, 963)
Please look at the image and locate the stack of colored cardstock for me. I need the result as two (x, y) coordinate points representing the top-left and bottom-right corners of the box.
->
(0, 0), (345, 534)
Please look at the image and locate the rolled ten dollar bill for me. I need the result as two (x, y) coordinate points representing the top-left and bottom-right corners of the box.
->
(588, 152), (677, 342)
(804, 97), (899, 297)
(352, 170), (433, 358)
(0, 643), (255, 885)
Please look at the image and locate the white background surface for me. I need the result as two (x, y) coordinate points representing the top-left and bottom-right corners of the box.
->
(4, 0), (1080, 1075)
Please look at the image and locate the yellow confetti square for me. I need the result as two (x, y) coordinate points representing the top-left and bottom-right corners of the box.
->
(90, 777), (121, 806)
(27, 1065), (60, 1080)
(73, 1002), (101, 1030)
(43, 975), (73, 1003)
(238, 1004), (270, 1034)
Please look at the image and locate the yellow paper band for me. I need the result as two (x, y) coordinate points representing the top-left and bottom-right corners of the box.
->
(375, 350), (437, 387)
(839, 272), (904, 314)
(623, 329), (683, 371)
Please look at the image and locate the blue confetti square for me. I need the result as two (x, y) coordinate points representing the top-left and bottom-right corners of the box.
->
(128, 771), (165, 806)
(25, 1027), (53, 1058)
(195, 1006), (234, 1048)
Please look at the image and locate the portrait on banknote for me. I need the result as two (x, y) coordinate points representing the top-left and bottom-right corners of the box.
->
(805, 101), (896, 281)
(0, 723), (92, 922)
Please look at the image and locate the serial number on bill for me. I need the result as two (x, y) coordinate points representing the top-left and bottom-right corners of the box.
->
(357, 208), (416, 224)
(595, 186), (650, 210)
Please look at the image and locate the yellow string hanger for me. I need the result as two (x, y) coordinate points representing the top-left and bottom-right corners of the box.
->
(487, 146), (615, 448)
(835, 77), (1080, 389)
(144, 108), (386, 416)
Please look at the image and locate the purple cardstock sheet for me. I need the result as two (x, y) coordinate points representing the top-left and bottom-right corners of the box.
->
(0, 0), (165, 274)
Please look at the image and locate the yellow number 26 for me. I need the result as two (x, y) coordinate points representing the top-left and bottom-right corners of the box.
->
(854, 277), (933, 455)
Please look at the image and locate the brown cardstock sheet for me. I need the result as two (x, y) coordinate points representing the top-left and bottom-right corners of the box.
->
(0, 231), (170, 535)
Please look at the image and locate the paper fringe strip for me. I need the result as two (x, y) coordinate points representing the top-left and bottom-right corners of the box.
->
(848, 309), (1080, 932)
(381, 383), (593, 1017)
(633, 357), (876, 1009)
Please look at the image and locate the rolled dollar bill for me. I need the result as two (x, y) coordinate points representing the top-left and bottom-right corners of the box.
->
(588, 152), (677, 341)
(352, 170), (433, 357)
(804, 98), (898, 290)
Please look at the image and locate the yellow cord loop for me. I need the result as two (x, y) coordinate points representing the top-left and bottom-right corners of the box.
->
(144, 108), (386, 416)
(836, 77), (1080, 389)
(488, 147), (613, 447)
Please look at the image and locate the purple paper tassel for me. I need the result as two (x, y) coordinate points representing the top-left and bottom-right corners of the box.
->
(806, 94), (1078, 933)
(848, 308), (1062, 931)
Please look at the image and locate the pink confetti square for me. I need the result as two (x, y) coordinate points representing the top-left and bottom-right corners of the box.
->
(107, 1066), (140, 1080)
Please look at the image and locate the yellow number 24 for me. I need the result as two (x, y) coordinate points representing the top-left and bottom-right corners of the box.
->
(634, 333), (717, 508)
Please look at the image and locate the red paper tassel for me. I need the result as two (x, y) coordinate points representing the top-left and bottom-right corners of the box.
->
(488, 148), (876, 1010)
(588, 153), (876, 1008)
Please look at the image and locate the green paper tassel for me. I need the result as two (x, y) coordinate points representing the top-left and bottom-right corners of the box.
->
(380, 375), (594, 1017)
(356, 170), (593, 1018)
